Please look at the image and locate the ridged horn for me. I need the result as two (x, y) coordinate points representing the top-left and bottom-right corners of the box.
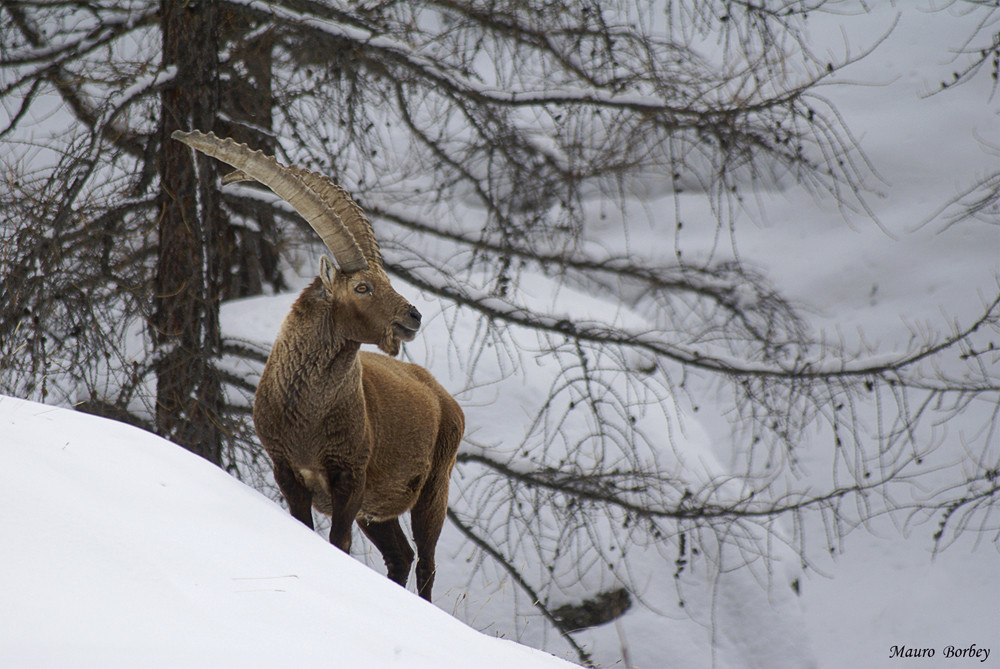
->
(171, 129), (372, 273)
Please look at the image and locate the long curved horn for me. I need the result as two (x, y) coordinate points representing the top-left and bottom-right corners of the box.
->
(285, 165), (383, 267)
(171, 129), (371, 273)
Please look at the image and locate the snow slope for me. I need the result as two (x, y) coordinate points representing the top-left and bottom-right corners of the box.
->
(0, 395), (574, 669)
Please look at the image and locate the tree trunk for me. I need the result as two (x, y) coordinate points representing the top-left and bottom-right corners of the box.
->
(153, 0), (224, 464)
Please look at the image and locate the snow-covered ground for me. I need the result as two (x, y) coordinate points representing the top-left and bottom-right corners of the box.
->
(0, 395), (574, 669)
(2, 3), (998, 669)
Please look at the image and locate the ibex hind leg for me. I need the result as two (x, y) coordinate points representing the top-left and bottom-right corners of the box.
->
(411, 413), (463, 602)
(358, 517), (415, 588)
(411, 452), (460, 599)
(410, 475), (449, 602)
(273, 459), (315, 530)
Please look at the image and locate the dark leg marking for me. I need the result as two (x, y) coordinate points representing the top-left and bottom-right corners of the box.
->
(325, 463), (365, 553)
(273, 459), (314, 530)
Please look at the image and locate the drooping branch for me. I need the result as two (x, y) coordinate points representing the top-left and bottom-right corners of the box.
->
(252, 0), (874, 200)
(446, 507), (595, 667)
(456, 451), (910, 522)
(390, 262), (1000, 384)
(4, 3), (158, 157)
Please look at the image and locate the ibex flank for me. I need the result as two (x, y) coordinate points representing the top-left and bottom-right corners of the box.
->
(173, 130), (464, 602)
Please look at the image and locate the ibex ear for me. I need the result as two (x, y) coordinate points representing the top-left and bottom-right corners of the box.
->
(319, 255), (338, 293)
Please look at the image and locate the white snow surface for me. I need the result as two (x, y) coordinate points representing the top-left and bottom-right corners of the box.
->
(0, 395), (574, 669)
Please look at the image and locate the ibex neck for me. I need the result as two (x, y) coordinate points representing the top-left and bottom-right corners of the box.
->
(264, 282), (365, 411)
(274, 327), (362, 400)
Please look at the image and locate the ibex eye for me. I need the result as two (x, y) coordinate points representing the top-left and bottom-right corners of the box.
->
(355, 283), (371, 294)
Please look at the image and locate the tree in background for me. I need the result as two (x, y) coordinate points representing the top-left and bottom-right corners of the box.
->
(2, 1), (998, 664)
(1, 0), (283, 469)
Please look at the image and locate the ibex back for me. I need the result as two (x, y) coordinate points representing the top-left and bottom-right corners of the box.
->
(173, 130), (464, 602)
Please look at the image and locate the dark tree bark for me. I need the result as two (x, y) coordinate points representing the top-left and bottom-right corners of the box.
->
(153, 0), (225, 464)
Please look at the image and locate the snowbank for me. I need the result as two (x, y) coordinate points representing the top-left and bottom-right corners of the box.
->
(0, 395), (574, 669)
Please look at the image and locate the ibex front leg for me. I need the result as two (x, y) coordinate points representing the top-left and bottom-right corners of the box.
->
(325, 464), (365, 552)
(273, 459), (314, 530)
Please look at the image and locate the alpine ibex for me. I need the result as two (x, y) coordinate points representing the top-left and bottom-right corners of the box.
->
(172, 130), (464, 602)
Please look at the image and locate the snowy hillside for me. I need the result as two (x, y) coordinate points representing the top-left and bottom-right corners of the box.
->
(0, 395), (574, 669)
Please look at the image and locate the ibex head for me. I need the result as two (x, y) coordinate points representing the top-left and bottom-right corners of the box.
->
(315, 254), (421, 356)
(172, 129), (420, 356)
